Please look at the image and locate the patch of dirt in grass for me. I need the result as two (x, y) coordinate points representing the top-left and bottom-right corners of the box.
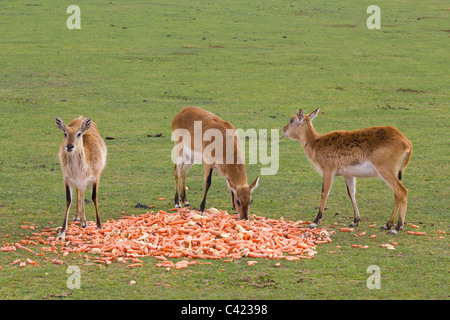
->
(243, 275), (279, 288)
(232, 274), (279, 289)
(43, 291), (73, 299)
(396, 88), (425, 93)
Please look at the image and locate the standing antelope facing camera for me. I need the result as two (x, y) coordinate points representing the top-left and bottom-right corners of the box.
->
(283, 109), (412, 234)
(55, 116), (107, 238)
(172, 106), (259, 219)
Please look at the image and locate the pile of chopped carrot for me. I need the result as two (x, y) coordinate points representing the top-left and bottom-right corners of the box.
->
(4, 208), (333, 269)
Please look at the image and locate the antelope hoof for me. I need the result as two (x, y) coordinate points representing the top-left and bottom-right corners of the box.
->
(56, 234), (65, 242)
(349, 221), (359, 227)
(174, 203), (182, 209)
(73, 217), (80, 222)
(380, 224), (392, 230)
(308, 222), (318, 229)
(184, 202), (191, 207)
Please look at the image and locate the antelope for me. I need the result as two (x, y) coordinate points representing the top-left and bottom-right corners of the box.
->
(172, 106), (259, 219)
(55, 116), (107, 238)
(283, 108), (412, 234)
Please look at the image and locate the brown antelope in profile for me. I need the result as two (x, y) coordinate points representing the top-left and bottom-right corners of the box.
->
(283, 109), (412, 234)
(172, 106), (259, 219)
(55, 116), (107, 238)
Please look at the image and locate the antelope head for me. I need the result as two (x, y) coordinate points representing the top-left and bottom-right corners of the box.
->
(56, 117), (91, 153)
(283, 108), (320, 140)
(227, 177), (259, 220)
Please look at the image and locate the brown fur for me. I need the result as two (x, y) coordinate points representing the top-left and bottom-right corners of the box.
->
(56, 116), (107, 237)
(172, 107), (259, 219)
(283, 108), (412, 234)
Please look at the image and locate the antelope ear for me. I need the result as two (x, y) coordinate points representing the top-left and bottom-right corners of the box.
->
(55, 117), (67, 133)
(308, 108), (320, 121)
(296, 109), (304, 122)
(226, 178), (237, 194)
(80, 118), (92, 134)
(249, 177), (259, 192)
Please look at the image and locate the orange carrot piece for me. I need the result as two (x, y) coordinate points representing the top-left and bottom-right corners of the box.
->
(14, 243), (34, 253)
(0, 246), (16, 252)
(126, 263), (143, 268)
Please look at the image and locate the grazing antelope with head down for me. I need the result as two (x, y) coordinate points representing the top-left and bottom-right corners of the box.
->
(55, 116), (107, 238)
(172, 106), (259, 219)
(283, 109), (412, 234)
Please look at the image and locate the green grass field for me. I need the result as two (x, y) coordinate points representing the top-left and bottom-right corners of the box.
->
(0, 0), (448, 300)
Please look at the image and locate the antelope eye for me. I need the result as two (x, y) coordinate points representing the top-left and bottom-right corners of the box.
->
(64, 132), (68, 138)
(290, 118), (294, 124)
(76, 132), (82, 137)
